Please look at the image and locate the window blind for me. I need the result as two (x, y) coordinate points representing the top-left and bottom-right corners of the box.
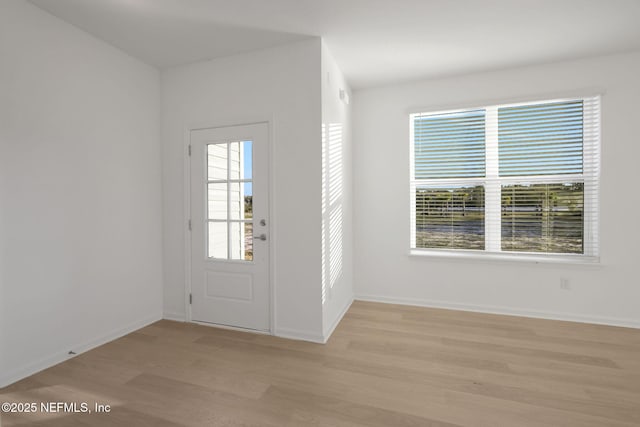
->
(500, 183), (584, 254)
(498, 100), (584, 176)
(415, 185), (485, 250)
(413, 110), (485, 179)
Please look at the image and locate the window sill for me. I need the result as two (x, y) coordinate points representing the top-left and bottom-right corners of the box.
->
(409, 248), (600, 266)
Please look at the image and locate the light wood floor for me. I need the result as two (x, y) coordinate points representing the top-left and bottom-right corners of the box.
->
(2, 301), (640, 426)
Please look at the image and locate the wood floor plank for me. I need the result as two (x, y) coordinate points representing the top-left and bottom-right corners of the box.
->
(260, 384), (462, 427)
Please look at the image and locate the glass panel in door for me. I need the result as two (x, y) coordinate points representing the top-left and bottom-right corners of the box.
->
(206, 141), (253, 261)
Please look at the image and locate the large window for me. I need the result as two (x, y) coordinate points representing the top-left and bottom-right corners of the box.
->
(410, 96), (600, 260)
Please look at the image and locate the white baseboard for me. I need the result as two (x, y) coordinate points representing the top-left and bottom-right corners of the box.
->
(355, 294), (640, 329)
(163, 311), (187, 322)
(275, 327), (325, 344)
(0, 313), (162, 389)
(323, 296), (354, 342)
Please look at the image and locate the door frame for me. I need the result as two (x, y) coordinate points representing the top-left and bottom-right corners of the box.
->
(183, 116), (276, 334)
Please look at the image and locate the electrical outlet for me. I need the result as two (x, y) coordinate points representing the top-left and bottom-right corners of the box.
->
(560, 278), (571, 290)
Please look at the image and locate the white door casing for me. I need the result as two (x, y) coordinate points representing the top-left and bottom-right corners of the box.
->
(189, 122), (270, 331)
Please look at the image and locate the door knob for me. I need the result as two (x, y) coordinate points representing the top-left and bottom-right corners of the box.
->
(254, 233), (267, 241)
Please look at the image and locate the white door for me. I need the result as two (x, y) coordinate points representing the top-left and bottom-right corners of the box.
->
(190, 122), (270, 331)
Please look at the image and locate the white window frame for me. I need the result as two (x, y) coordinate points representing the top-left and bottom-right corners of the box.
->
(409, 95), (601, 264)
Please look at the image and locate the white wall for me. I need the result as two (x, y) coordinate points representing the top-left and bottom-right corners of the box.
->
(321, 43), (354, 338)
(353, 51), (640, 328)
(0, 0), (163, 386)
(161, 39), (325, 340)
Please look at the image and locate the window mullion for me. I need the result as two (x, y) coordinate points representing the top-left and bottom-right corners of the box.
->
(227, 142), (232, 260)
(485, 106), (501, 252)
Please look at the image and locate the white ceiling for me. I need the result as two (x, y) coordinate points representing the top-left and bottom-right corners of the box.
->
(29, 0), (640, 89)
